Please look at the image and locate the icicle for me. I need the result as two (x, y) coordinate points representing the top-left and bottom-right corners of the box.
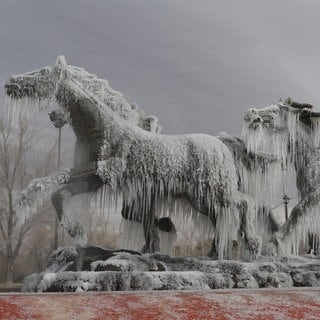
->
(118, 220), (145, 251)
(5, 96), (54, 127)
(241, 105), (301, 208)
(311, 117), (320, 147)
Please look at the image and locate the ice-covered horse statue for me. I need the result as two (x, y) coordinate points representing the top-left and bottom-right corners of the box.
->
(5, 56), (172, 247)
(242, 100), (320, 255)
(5, 56), (261, 259)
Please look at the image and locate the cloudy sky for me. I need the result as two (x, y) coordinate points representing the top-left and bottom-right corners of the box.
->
(0, 0), (320, 136)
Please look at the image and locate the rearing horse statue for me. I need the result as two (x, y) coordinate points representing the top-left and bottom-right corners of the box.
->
(5, 56), (262, 259)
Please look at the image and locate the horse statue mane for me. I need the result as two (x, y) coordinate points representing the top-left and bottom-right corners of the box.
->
(6, 55), (160, 132)
(6, 56), (281, 260)
(242, 101), (320, 255)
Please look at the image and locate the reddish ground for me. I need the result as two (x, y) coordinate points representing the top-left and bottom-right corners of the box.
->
(1, 288), (320, 319)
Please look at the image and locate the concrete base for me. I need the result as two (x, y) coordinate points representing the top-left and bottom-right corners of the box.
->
(1, 288), (320, 319)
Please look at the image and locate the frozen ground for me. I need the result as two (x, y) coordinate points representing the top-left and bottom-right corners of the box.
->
(1, 288), (320, 319)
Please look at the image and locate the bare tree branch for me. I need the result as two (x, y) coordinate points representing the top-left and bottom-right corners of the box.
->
(0, 113), (58, 284)
(0, 219), (7, 240)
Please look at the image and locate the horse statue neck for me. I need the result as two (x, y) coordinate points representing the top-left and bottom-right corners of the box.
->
(54, 62), (158, 175)
(56, 61), (160, 137)
(56, 63), (148, 129)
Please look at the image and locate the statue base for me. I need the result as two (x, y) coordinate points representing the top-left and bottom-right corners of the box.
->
(22, 245), (320, 292)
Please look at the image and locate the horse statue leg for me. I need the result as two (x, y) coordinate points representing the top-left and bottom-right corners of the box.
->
(207, 214), (219, 258)
(139, 194), (159, 253)
(51, 171), (104, 243)
(121, 197), (176, 253)
(236, 196), (262, 260)
(308, 232), (318, 254)
(208, 195), (262, 260)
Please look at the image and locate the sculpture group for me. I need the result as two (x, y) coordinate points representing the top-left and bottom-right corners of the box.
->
(5, 56), (320, 260)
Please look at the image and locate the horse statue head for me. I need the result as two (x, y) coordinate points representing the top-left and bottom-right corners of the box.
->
(242, 100), (320, 165)
(5, 55), (160, 133)
(5, 56), (66, 103)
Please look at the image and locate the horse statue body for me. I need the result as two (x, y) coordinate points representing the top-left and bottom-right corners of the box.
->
(242, 101), (320, 255)
(5, 56), (264, 259)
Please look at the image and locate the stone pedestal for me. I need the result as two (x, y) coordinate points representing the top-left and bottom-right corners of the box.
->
(22, 245), (320, 292)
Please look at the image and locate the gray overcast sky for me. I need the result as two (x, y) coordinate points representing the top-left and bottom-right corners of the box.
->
(0, 0), (320, 136)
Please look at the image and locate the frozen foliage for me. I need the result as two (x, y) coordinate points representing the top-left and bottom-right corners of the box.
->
(242, 101), (320, 255)
(5, 56), (264, 260)
(22, 246), (320, 292)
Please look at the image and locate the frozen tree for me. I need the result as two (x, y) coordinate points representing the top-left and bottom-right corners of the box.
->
(0, 113), (57, 285)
